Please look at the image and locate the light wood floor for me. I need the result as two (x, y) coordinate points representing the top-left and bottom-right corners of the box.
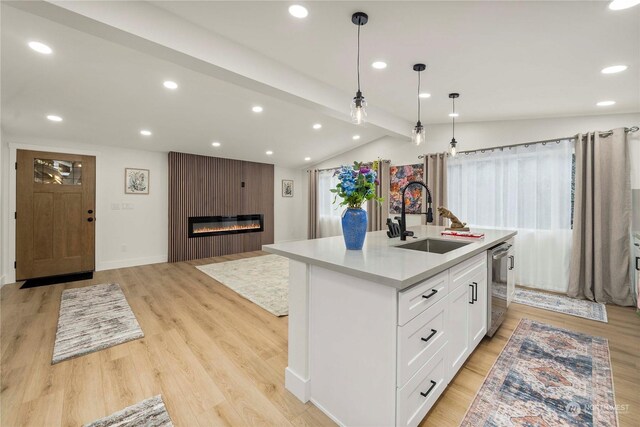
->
(1, 251), (639, 427)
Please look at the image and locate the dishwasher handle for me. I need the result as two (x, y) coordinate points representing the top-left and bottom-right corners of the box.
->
(492, 249), (509, 260)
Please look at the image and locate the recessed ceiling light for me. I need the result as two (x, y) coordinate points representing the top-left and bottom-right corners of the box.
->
(140, 129), (152, 136)
(163, 80), (178, 89)
(211, 142), (221, 147)
(372, 61), (387, 69)
(28, 41), (52, 54)
(313, 123), (322, 130)
(288, 5), (308, 18)
(419, 93), (431, 98)
(304, 157), (311, 161)
(449, 113), (459, 118)
(252, 106), (263, 113)
(601, 65), (628, 74)
(46, 114), (62, 122)
(266, 150), (274, 155)
(596, 100), (616, 106)
(608, 0), (640, 10)
(352, 135), (361, 140)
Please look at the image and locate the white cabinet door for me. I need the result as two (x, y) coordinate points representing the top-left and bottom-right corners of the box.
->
(447, 282), (470, 381)
(507, 238), (516, 306)
(468, 276), (487, 349)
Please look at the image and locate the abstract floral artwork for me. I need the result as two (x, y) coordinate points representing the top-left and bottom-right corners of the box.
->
(125, 168), (149, 194)
(389, 163), (424, 214)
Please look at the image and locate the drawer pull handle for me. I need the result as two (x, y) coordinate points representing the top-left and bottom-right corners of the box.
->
(636, 256), (639, 271)
(422, 289), (438, 299)
(420, 380), (437, 397)
(421, 329), (438, 343)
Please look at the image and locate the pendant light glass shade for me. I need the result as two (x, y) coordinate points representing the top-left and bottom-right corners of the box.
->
(351, 91), (367, 124)
(412, 121), (425, 146)
(350, 12), (368, 125)
(449, 138), (457, 157)
(412, 64), (427, 146)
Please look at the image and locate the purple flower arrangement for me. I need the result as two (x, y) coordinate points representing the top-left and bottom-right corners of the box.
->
(331, 161), (383, 208)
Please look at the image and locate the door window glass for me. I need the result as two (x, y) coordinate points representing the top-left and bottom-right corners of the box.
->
(34, 159), (83, 185)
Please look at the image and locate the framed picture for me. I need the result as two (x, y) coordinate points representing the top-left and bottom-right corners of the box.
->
(389, 163), (424, 214)
(125, 168), (150, 194)
(282, 179), (294, 197)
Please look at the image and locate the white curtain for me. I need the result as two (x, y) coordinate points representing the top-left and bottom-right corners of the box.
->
(447, 140), (574, 292)
(317, 168), (367, 238)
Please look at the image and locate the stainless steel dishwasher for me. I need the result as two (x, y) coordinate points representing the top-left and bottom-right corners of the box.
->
(487, 243), (512, 337)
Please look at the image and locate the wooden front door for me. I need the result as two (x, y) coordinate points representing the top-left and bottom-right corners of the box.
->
(16, 150), (96, 280)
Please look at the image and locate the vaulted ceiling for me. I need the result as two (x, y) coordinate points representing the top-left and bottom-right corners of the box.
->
(2, 1), (639, 168)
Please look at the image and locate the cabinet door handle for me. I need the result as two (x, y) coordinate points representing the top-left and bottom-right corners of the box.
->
(469, 284), (474, 304)
(508, 255), (515, 270)
(422, 289), (438, 299)
(472, 281), (478, 302)
(421, 329), (438, 343)
(636, 257), (639, 271)
(420, 380), (437, 397)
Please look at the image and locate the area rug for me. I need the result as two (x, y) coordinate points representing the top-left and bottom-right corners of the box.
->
(52, 283), (144, 364)
(196, 254), (288, 316)
(494, 284), (608, 323)
(461, 319), (617, 427)
(84, 395), (173, 427)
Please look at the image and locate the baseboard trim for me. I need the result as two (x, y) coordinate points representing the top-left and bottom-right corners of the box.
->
(309, 397), (345, 427)
(285, 367), (310, 403)
(97, 255), (167, 271)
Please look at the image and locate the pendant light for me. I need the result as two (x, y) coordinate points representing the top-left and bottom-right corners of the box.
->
(448, 93), (460, 156)
(350, 12), (368, 125)
(412, 64), (426, 145)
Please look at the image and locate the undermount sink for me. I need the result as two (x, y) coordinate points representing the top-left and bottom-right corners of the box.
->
(396, 238), (471, 254)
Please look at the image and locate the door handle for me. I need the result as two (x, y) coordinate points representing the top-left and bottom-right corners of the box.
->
(422, 289), (438, 299)
(420, 380), (437, 397)
(469, 284), (474, 304)
(87, 218), (94, 222)
(508, 255), (515, 270)
(472, 281), (478, 302)
(421, 329), (438, 343)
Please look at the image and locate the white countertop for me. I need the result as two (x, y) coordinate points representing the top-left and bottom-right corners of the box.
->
(263, 225), (517, 290)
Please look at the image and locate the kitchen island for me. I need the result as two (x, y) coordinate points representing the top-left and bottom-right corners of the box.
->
(263, 225), (516, 427)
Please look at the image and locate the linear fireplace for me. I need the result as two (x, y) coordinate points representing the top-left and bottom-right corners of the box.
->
(188, 214), (264, 238)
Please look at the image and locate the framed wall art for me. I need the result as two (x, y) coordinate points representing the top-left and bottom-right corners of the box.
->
(125, 168), (150, 194)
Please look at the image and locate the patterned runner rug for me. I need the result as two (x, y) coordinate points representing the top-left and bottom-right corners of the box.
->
(461, 319), (618, 426)
(52, 283), (144, 364)
(196, 254), (288, 316)
(494, 284), (608, 323)
(84, 395), (173, 427)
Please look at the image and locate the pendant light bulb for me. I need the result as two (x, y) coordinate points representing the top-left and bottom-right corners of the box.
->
(411, 64), (427, 146)
(350, 12), (368, 125)
(448, 93), (460, 156)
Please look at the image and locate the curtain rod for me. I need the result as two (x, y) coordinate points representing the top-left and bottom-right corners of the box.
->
(418, 126), (638, 159)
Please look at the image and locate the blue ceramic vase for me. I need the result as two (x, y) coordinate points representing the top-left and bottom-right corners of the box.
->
(341, 207), (368, 250)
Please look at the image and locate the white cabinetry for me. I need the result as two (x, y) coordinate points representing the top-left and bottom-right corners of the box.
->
(307, 250), (490, 427)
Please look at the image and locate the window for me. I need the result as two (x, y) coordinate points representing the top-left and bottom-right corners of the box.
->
(447, 139), (574, 292)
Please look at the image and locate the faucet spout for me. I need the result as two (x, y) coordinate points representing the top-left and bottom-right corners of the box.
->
(399, 181), (434, 241)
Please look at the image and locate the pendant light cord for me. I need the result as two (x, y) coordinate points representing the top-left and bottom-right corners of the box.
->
(417, 71), (421, 122)
(356, 22), (361, 92)
(452, 97), (456, 139)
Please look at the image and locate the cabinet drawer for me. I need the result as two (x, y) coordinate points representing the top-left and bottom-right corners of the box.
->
(450, 252), (487, 291)
(396, 343), (447, 427)
(397, 296), (447, 387)
(398, 270), (449, 326)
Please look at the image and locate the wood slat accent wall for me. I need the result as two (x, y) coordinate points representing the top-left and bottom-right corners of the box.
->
(168, 152), (274, 262)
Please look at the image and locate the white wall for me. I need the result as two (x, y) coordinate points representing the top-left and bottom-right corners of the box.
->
(274, 166), (308, 243)
(2, 136), (168, 285)
(312, 113), (640, 228)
